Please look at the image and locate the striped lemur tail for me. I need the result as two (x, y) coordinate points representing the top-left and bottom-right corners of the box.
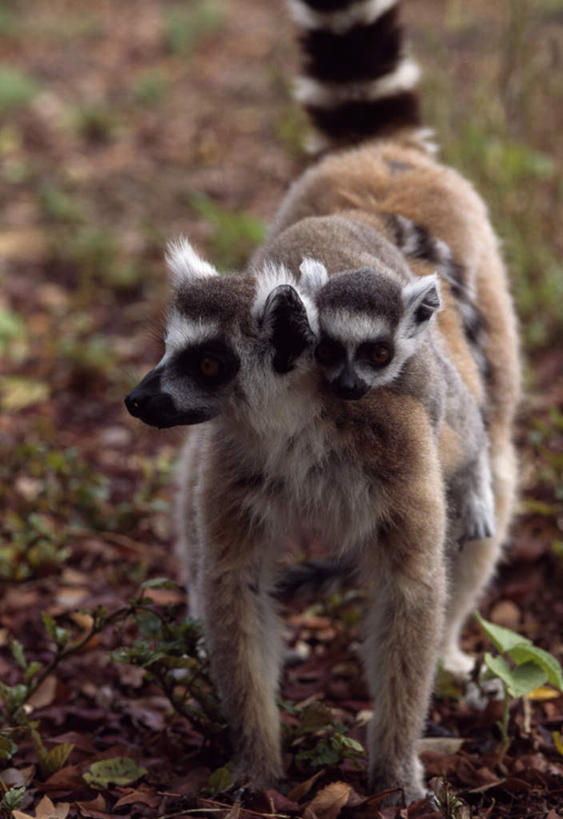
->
(289, 0), (435, 152)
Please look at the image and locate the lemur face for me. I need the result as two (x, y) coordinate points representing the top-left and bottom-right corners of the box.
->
(125, 240), (318, 428)
(306, 265), (441, 401)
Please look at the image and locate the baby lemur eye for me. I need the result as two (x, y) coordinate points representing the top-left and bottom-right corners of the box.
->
(199, 356), (221, 378)
(360, 341), (393, 368)
(315, 338), (344, 366)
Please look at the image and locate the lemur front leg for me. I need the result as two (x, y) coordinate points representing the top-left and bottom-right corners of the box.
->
(361, 463), (447, 804)
(197, 517), (283, 789)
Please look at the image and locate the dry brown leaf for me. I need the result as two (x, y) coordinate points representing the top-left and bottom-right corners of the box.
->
(0, 766), (36, 788)
(13, 796), (70, 819)
(304, 781), (352, 819)
(36, 796), (70, 819)
(113, 785), (160, 809)
(287, 770), (324, 803)
(28, 675), (58, 710)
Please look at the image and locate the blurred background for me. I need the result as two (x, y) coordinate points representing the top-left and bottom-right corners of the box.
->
(0, 0), (562, 814)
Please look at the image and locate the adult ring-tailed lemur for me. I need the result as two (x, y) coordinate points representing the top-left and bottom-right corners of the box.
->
(125, 0), (520, 804)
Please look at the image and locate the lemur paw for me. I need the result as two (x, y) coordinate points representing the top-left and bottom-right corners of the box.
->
(460, 488), (496, 542)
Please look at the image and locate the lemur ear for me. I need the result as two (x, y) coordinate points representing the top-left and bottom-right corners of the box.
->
(400, 274), (441, 337)
(262, 284), (315, 374)
(299, 258), (328, 298)
(165, 237), (219, 286)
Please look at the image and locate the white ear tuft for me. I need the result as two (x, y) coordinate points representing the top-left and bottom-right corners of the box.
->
(299, 257), (329, 298)
(165, 237), (218, 285)
(401, 273), (441, 337)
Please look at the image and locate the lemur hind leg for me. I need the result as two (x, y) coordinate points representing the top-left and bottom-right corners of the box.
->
(441, 439), (518, 679)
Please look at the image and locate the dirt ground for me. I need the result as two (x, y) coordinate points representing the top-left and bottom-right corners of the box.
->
(0, 1), (562, 818)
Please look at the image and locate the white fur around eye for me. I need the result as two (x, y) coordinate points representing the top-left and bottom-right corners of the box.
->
(320, 309), (389, 346)
(165, 311), (219, 350)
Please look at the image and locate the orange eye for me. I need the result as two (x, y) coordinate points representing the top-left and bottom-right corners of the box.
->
(370, 344), (391, 365)
(200, 356), (220, 377)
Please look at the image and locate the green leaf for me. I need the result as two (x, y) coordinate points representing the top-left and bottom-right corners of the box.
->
(295, 738), (340, 767)
(508, 644), (563, 691)
(140, 577), (178, 590)
(41, 742), (74, 776)
(42, 613), (57, 640)
(83, 757), (147, 789)
(1, 785), (25, 812)
(475, 611), (531, 653)
(336, 734), (365, 755)
(207, 764), (232, 795)
(25, 662), (42, 683)
(10, 639), (27, 670)
(485, 653), (548, 698)
(0, 734), (18, 760)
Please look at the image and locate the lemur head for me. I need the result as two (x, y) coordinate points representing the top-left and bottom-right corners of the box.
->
(125, 239), (319, 428)
(301, 260), (441, 400)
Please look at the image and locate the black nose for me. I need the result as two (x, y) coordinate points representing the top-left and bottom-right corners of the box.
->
(124, 390), (146, 418)
(332, 369), (369, 401)
(125, 387), (177, 423)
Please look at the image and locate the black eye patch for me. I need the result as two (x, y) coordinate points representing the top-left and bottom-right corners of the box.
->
(315, 336), (345, 367)
(172, 338), (240, 388)
(357, 338), (394, 369)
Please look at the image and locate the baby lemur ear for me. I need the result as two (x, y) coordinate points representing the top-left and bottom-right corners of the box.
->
(165, 237), (219, 286)
(262, 284), (315, 374)
(401, 274), (442, 338)
(299, 258), (328, 298)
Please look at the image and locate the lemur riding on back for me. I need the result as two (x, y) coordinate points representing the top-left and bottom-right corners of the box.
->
(125, 0), (519, 805)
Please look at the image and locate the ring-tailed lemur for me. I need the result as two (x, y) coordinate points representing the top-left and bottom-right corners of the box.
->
(125, 0), (520, 804)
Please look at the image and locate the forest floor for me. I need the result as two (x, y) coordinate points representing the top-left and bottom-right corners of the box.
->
(0, 1), (562, 817)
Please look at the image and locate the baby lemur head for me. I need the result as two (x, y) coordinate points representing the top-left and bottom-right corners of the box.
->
(303, 261), (441, 400)
(125, 239), (320, 429)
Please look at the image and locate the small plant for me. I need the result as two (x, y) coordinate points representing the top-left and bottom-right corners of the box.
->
(67, 102), (119, 143)
(284, 700), (365, 772)
(162, 0), (224, 56)
(132, 70), (168, 107)
(475, 612), (563, 744)
(0, 66), (39, 112)
(0, 580), (225, 777)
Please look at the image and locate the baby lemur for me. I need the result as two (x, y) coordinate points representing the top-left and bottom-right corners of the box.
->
(125, 0), (520, 804)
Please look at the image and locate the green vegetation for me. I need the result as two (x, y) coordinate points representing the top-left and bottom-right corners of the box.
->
(162, 0), (224, 56)
(422, 2), (562, 352)
(0, 579), (225, 801)
(0, 66), (39, 112)
(66, 102), (120, 143)
(132, 70), (169, 107)
(189, 192), (266, 271)
(476, 612), (563, 744)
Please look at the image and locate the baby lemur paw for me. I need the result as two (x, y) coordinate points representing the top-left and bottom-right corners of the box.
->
(461, 487), (496, 542)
